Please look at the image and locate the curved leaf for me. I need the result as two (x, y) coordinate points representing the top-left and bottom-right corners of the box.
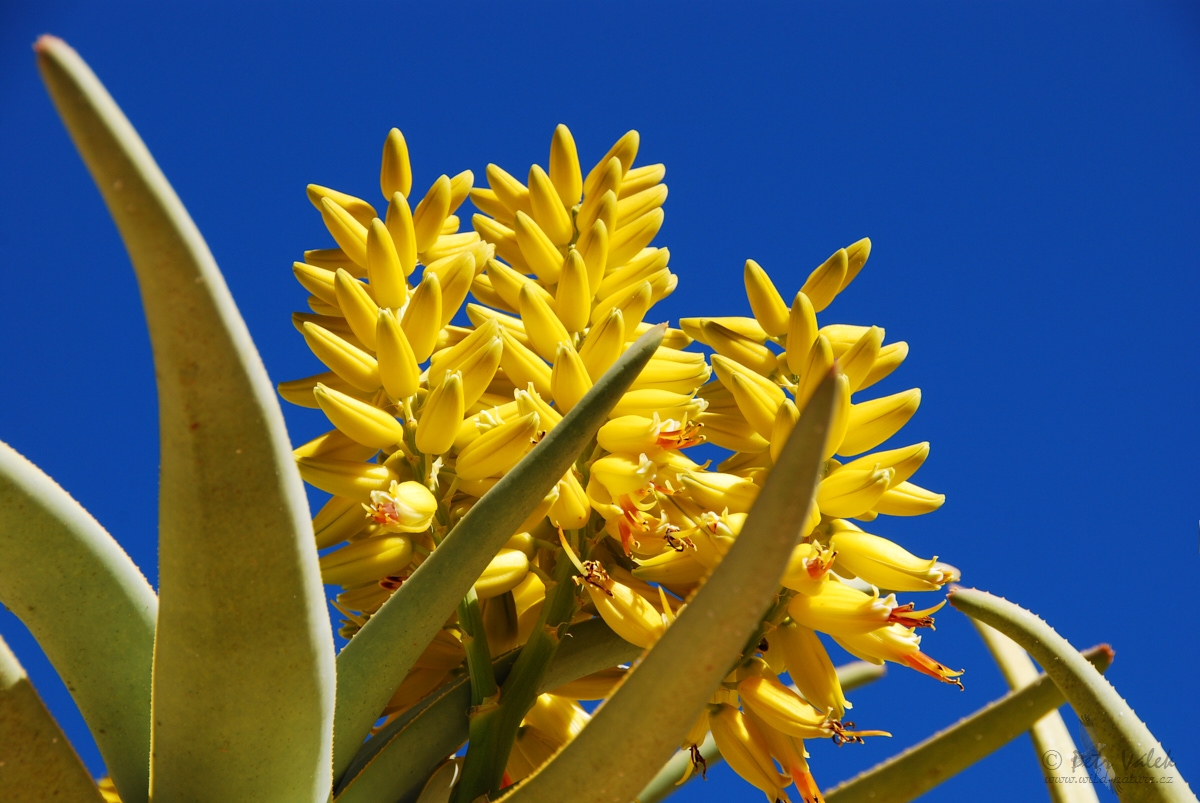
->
(974, 620), (1099, 803)
(635, 660), (888, 803)
(825, 643), (1114, 803)
(500, 371), (837, 803)
(0, 442), (157, 802)
(335, 619), (640, 803)
(948, 588), (1194, 803)
(0, 633), (106, 802)
(36, 37), (335, 801)
(332, 325), (665, 781)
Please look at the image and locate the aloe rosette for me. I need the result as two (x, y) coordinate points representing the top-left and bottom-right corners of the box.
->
(0, 36), (1192, 803)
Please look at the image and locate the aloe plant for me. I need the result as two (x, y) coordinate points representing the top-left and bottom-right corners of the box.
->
(1, 37), (1193, 803)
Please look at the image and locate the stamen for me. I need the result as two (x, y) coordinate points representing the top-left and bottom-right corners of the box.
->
(829, 720), (892, 746)
(887, 601), (939, 629)
(688, 744), (708, 780)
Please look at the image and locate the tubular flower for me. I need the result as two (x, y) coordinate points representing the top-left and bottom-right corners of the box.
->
(279, 125), (959, 801)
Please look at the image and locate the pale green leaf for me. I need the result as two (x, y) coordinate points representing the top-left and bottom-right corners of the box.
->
(948, 587), (1194, 803)
(0, 633), (106, 802)
(826, 643), (1114, 803)
(635, 660), (887, 803)
(974, 620), (1099, 803)
(332, 326), (665, 782)
(0, 442), (156, 803)
(36, 37), (335, 801)
(500, 371), (837, 803)
(334, 618), (640, 803)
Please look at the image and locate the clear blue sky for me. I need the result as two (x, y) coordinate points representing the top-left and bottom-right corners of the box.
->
(2, 2), (1197, 801)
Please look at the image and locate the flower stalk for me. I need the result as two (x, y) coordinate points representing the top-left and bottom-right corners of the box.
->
(453, 539), (582, 803)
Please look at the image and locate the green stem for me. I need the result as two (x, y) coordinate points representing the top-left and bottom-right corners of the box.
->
(457, 587), (498, 707)
(452, 545), (581, 803)
(737, 590), (796, 666)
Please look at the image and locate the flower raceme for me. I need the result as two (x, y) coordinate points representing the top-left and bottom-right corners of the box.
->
(279, 124), (960, 800)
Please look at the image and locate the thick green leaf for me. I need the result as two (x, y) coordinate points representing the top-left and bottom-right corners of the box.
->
(0, 633), (106, 802)
(500, 371), (837, 803)
(635, 660), (888, 803)
(332, 325), (665, 781)
(0, 442), (156, 802)
(335, 619), (640, 803)
(36, 37), (335, 801)
(974, 620), (1099, 803)
(825, 643), (1114, 803)
(949, 588), (1194, 803)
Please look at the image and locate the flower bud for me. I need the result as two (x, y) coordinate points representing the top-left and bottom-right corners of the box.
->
(499, 328), (553, 398)
(302, 322), (381, 393)
(376, 309), (422, 400)
(743, 259), (790, 336)
(312, 495), (370, 549)
(549, 124), (582, 206)
(709, 704), (791, 802)
(840, 389), (921, 456)
(367, 218), (409, 309)
(801, 248), (848, 312)
(528, 164), (573, 245)
(515, 210), (564, 282)
(416, 372), (464, 455)
(319, 196), (368, 267)
(872, 480), (945, 517)
(380, 128), (412, 202)
(296, 455), (397, 503)
(474, 548), (531, 599)
(401, 271), (442, 361)
(552, 343), (593, 413)
(313, 383), (404, 450)
(549, 471), (590, 530)
(817, 464), (893, 519)
(680, 471), (760, 514)
(556, 250), (591, 333)
(701, 320), (777, 377)
(424, 250), (476, 327)
(413, 174), (452, 254)
(783, 291), (818, 377)
(519, 284), (571, 361)
(455, 412), (540, 481)
(319, 535), (413, 587)
(775, 622), (848, 719)
(829, 522), (950, 591)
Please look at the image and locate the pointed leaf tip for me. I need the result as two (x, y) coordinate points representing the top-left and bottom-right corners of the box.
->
(36, 41), (335, 801)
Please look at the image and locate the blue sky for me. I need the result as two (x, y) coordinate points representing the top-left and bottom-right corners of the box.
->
(1, 2), (1198, 801)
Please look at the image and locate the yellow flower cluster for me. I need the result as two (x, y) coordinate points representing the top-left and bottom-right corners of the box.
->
(280, 125), (961, 800)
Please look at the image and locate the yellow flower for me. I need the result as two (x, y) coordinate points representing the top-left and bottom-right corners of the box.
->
(363, 480), (437, 534)
(279, 124), (959, 802)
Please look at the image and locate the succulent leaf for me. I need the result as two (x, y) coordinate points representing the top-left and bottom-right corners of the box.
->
(0, 633), (107, 802)
(36, 37), (336, 802)
(948, 588), (1194, 803)
(335, 619), (640, 803)
(0, 441), (156, 803)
